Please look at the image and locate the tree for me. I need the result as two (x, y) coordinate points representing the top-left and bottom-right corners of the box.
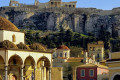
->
(70, 46), (83, 57)
(0, 40), (18, 49)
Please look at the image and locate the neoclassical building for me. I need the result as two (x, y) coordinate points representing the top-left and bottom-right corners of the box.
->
(0, 16), (52, 80)
(87, 41), (104, 62)
(107, 52), (120, 80)
(52, 45), (70, 67)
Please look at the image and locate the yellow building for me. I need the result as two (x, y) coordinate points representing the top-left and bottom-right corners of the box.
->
(0, 16), (52, 80)
(107, 52), (120, 80)
(88, 41), (104, 62)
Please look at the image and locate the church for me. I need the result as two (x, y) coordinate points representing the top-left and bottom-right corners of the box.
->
(0, 16), (52, 80)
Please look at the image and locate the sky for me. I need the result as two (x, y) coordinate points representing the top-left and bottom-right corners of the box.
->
(0, 0), (120, 10)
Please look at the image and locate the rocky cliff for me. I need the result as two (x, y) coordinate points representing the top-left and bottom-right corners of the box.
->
(1, 7), (120, 37)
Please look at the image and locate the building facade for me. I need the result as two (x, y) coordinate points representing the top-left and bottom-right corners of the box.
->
(107, 52), (120, 80)
(0, 16), (52, 80)
(76, 64), (109, 80)
(88, 41), (104, 62)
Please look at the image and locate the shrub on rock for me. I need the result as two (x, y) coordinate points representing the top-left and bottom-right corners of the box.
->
(29, 43), (46, 51)
(17, 42), (30, 50)
(0, 40), (18, 49)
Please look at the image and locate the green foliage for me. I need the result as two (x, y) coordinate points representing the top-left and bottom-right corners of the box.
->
(29, 43), (46, 51)
(17, 42), (30, 50)
(104, 49), (110, 59)
(70, 46), (83, 57)
(111, 40), (120, 52)
(98, 30), (111, 49)
(0, 40), (18, 49)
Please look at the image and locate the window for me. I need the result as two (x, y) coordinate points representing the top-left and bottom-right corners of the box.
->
(89, 69), (94, 77)
(73, 5), (75, 8)
(13, 59), (16, 64)
(98, 49), (101, 51)
(65, 53), (67, 57)
(81, 69), (85, 77)
(69, 5), (71, 7)
(51, 2), (53, 5)
(12, 34), (16, 42)
(97, 53), (100, 58)
(90, 47), (92, 50)
(93, 47), (95, 51)
(60, 53), (62, 57)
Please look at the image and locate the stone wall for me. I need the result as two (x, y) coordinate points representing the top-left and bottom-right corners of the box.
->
(51, 67), (63, 80)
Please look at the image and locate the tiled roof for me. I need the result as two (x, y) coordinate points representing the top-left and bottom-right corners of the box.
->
(0, 16), (20, 32)
(77, 64), (108, 69)
(57, 45), (70, 50)
(65, 57), (83, 62)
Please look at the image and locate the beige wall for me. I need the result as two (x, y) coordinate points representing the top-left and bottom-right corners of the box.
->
(0, 49), (52, 80)
(111, 52), (120, 59)
(7, 50), (52, 64)
(0, 30), (25, 44)
(87, 42), (104, 61)
(51, 67), (63, 80)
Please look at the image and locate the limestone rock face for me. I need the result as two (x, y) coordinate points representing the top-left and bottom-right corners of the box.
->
(1, 7), (120, 37)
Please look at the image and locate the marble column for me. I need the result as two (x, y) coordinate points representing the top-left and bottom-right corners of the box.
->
(46, 68), (49, 80)
(49, 68), (51, 80)
(42, 67), (44, 80)
(44, 67), (46, 80)
(5, 65), (8, 80)
(21, 65), (24, 80)
(34, 65), (37, 80)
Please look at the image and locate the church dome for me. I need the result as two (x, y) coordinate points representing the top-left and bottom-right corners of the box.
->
(0, 16), (20, 32)
(57, 45), (70, 50)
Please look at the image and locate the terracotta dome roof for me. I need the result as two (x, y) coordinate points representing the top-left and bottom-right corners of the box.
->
(0, 16), (20, 32)
(57, 45), (70, 50)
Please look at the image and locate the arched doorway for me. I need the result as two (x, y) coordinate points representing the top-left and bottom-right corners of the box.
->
(0, 56), (4, 80)
(8, 55), (23, 80)
(24, 56), (35, 80)
(37, 56), (50, 80)
(113, 75), (120, 80)
(11, 75), (17, 80)
(0, 76), (2, 80)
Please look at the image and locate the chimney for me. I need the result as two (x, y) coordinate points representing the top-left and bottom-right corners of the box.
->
(83, 51), (88, 64)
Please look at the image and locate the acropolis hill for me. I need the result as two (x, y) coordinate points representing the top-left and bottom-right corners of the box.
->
(9, 0), (77, 11)
(0, 0), (120, 37)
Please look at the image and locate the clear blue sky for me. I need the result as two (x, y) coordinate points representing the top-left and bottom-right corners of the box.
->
(0, 0), (120, 10)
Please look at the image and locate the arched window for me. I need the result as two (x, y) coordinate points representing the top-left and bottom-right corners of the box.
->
(69, 5), (71, 7)
(60, 53), (62, 57)
(12, 34), (16, 42)
(65, 53), (67, 57)
(13, 59), (16, 64)
(73, 5), (75, 8)
(97, 53), (100, 58)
